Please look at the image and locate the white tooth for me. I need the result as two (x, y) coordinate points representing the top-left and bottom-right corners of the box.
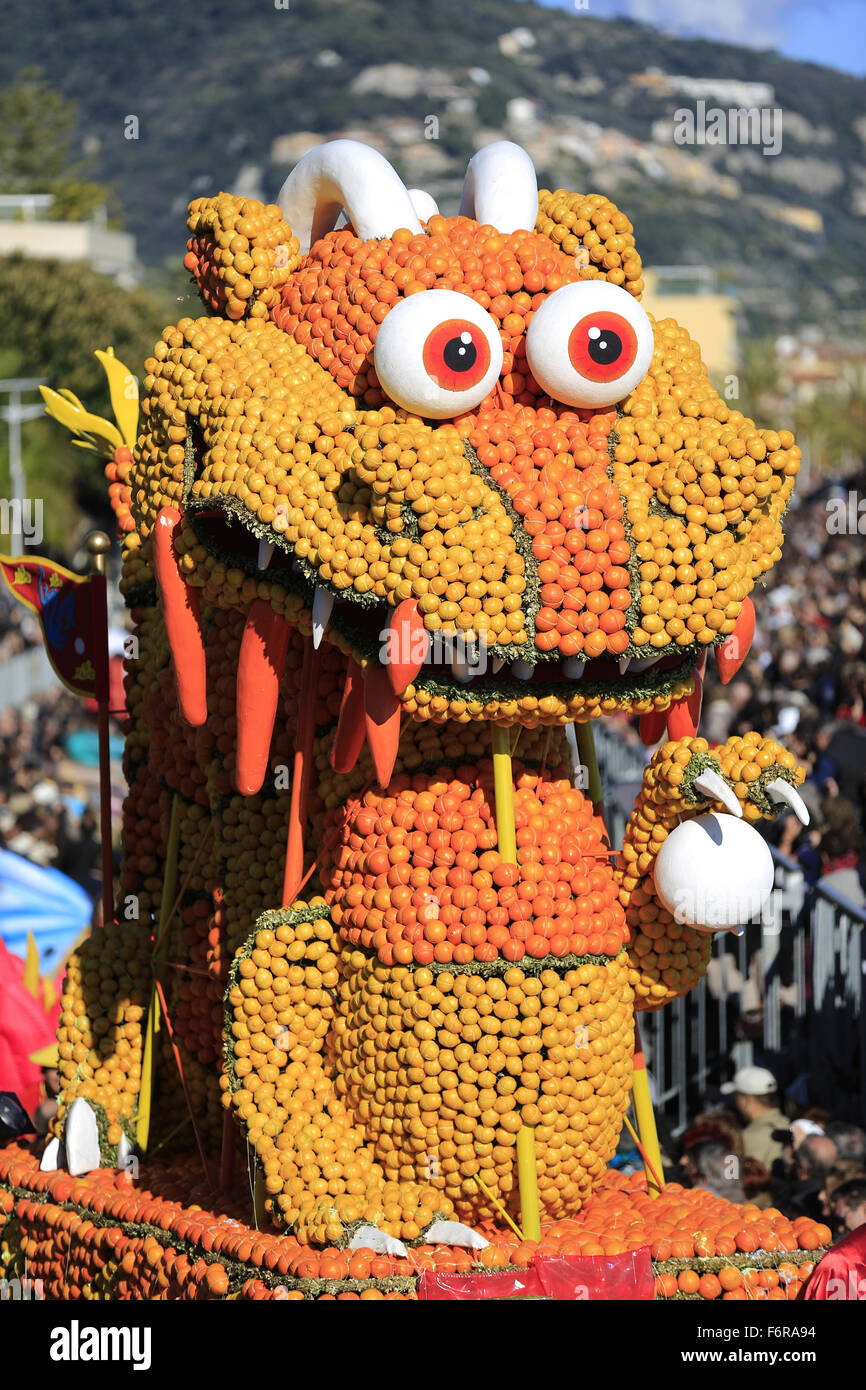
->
(563, 658), (586, 679)
(693, 768), (744, 819)
(451, 653), (475, 684)
(257, 538), (274, 570)
(511, 660), (533, 681)
(491, 657), (506, 674)
(766, 778), (810, 826)
(618, 657), (630, 675)
(631, 655), (660, 673)
(312, 586), (334, 649)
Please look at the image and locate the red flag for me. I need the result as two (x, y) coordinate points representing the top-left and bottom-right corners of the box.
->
(0, 553), (105, 699)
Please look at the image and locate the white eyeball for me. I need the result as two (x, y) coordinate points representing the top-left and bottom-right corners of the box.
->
(373, 289), (503, 418)
(525, 281), (654, 409)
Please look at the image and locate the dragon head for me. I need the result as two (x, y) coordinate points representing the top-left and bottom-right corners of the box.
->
(130, 139), (797, 772)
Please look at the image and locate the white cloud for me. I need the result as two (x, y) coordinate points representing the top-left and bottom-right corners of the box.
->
(616, 0), (793, 50)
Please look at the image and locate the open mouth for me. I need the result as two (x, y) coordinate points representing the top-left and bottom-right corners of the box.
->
(184, 500), (704, 705)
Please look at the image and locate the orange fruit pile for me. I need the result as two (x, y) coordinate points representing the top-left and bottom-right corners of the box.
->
(184, 194), (300, 322)
(325, 763), (627, 965)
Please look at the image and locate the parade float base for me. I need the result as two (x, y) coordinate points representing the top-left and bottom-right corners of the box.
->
(0, 1143), (829, 1301)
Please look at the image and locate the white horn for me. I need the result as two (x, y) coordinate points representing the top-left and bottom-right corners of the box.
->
(460, 141), (538, 234)
(407, 188), (439, 224)
(277, 140), (422, 253)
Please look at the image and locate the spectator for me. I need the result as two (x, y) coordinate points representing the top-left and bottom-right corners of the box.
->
(680, 1139), (746, 1204)
(720, 1066), (789, 1168)
(820, 1163), (866, 1231)
(783, 1135), (840, 1222)
(825, 1121), (866, 1166)
(817, 799), (865, 906)
(829, 1176), (866, 1235)
(801, 1179), (866, 1300)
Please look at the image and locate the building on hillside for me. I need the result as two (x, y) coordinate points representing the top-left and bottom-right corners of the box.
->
(642, 266), (738, 379)
(0, 195), (140, 287)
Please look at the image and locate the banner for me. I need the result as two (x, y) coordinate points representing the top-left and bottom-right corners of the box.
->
(0, 553), (103, 698)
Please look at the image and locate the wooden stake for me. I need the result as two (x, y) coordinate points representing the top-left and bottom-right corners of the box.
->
(632, 1019), (665, 1197)
(86, 531), (114, 928)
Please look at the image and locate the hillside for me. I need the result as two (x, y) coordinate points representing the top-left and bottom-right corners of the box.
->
(2, 0), (865, 338)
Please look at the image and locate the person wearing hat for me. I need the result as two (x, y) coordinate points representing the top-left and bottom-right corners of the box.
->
(27, 1042), (61, 1136)
(720, 1066), (789, 1169)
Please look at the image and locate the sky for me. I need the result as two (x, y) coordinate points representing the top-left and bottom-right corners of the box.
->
(537, 0), (866, 76)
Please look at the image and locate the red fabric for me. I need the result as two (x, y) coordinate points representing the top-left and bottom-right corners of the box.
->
(418, 1246), (654, 1300)
(801, 1225), (866, 1300)
(418, 1266), (543, 1300)
(0, 940), (60, 1116)
(0, 556), (100, 698)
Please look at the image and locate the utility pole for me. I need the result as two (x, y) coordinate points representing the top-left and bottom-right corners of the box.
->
(0, 378), (47, 555)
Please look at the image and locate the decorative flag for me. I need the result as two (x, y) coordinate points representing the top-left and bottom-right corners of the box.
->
(0, 554), (105, 699)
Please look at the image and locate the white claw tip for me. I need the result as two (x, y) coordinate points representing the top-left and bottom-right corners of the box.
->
(766, 777), (810, 826)
(692, 768), (744, 819)
(348, 1225), (408, 1257)
(65, 1098), (102, 1177)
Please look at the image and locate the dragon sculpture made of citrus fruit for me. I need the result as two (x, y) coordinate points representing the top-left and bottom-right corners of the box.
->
(3, 140), (824, 1300)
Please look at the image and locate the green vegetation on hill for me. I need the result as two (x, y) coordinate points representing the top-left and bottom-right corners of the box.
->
(0, 0), (862, 342)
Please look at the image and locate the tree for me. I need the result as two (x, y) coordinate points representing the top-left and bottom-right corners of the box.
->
(0, 70), (108, 222)
(0, 255), (172, 550)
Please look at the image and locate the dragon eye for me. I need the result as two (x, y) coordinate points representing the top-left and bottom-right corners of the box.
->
(374, 289), (502, 418)
(525, 281), (653, 408)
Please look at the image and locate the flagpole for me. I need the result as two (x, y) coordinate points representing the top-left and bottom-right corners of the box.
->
(86, 531), (114, 929)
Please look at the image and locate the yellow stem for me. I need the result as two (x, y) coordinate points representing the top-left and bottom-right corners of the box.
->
(136, 794), (181, 1151)
(491, 724), (517, 864)
(517, 1126), (542, 1242)
(632, 1023), (665, 1197)
(575, 720), (603, 807)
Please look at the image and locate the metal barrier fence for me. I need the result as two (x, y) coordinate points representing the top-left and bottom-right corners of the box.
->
(592, 722), (866, 1133)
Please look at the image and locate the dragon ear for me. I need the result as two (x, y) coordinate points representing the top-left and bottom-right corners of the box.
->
(184, 195), (302, 322)
(535, 188), (644, 299)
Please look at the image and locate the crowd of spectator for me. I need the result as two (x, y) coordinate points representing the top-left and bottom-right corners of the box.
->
(0, 688), (103, 896)
(650, 1064), (866, 1241)
(701, 468), (866, 906)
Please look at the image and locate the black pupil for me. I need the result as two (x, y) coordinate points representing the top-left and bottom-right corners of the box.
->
(443, 333), (477, 374)
(587, 326), (622, 366)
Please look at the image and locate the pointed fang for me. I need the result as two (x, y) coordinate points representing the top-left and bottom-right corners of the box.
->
(153, 506), (207, 726)
(235, 599), (291, 796)
(365, 666), (401, 787)
(715, 596), (756, 685)
(312, 586), (334, 649)
(332, 659), (367, 774)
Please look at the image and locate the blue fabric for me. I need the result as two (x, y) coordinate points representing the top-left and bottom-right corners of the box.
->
(0, 849), (91, 973)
